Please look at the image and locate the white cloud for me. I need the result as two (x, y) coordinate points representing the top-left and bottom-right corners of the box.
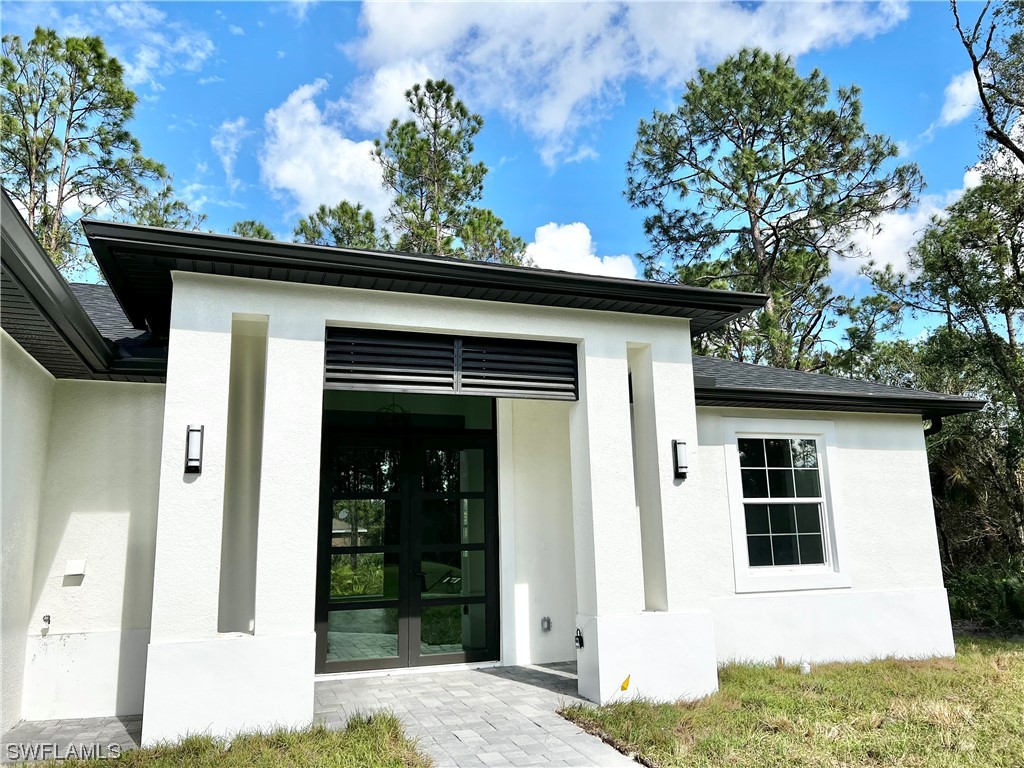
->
(938, 69), (980, 127)
(179, 181), (211, 211)
(198, 75), (225, 85)
(228, 24), (245, 36)
(838, 168), (983, 280)
(104, 2), (215, 88)
(525, 222), (638, 279)
(177, 181), (245, 212)
(909, 69), (982, 150)
(288, 0), (318, 22)
(338, 60), (433, 132)
(343, 1), (908, 166)
(11, 2), (217, 91)
(564, 146), (599, 164)
(211, 117), (253, 193)
(259, 79), (392, 217)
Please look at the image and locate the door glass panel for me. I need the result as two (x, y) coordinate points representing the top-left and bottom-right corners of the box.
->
(320, 433), (496, 671)
(327, 608), (398, 662)
(332, 447), (401, 495)
(330, 553), (399, 601)
(331, 498), (399, 547)
(423, 448), (485, 493)
(417, 550), (486, 599)
(421, 498), (485, 546)
(420, 604), (488, 655)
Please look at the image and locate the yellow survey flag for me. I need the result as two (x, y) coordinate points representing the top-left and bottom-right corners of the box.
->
(620, 675), (630, 691)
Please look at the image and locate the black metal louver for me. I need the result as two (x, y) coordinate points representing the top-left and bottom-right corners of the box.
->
(325, 327), (578, 401)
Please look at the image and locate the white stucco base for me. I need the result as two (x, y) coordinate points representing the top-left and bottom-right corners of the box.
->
(141, 632), (315, 745)
(712, 587), (955, 664)
(575, 611), (719, 704)
(21, 629), (149, 721)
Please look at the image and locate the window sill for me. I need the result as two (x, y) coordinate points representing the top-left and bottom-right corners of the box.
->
(734, 566), (851, 594)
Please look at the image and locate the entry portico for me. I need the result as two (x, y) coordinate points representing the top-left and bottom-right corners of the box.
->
(139, 255), (724, 742)
(2, 197), (981, 745)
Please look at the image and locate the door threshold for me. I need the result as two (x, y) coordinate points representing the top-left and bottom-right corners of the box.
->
(315, 660), (501, 682)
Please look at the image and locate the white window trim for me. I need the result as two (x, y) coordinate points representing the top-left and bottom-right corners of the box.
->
(723, 417), (851, 593)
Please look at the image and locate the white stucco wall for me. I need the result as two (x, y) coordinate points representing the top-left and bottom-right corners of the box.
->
(1, 331), (55, 733)
(691, 406), (953, 663)
(21, 379), (165, 720)
(505, 398), (577, 665)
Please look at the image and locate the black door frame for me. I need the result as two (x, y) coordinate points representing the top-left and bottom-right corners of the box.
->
(315, 411), (500, 674)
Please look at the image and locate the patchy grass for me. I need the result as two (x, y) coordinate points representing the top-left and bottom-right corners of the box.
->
(33, 713), (430, 768)
(561, 636), (1024, 768)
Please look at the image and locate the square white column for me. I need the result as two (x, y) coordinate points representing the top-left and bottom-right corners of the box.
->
(569, 336), (718, 705)
(143, 297), (325, 745)
(569, 351), (645, 618)
(149, 320), (233, 643)
(569, 347), (645, 702)
(253, 316), (324, 637)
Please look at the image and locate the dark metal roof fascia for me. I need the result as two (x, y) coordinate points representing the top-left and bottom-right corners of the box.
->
(1, 190), (114, 372)
(80, 218), (768, 334)
(694, 385), (987, 419)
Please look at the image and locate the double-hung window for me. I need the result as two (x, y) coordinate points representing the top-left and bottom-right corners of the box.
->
(739, 437), (826, 567)
(724, 418), (850, 593)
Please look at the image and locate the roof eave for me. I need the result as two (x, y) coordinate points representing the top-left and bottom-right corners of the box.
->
(80, 218), (767, 335)
(694, 386), (987, 419)
(2, 190), (115, 372)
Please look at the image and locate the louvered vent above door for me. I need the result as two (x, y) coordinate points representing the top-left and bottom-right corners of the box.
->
(325, 327), (578, 401)
(325, 329), (457, 393)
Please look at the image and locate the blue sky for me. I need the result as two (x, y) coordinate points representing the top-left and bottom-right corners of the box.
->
(5, 0), (984, 303)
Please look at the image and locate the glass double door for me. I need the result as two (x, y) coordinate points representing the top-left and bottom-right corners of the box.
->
(315, 429), (499, 672)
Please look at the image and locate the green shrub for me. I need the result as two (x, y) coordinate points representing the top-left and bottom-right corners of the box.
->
(331, 555), (386, 598)
(946, 556), (1024, 631)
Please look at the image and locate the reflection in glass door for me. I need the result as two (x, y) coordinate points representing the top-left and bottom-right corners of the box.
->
(316, 427), (498, 673)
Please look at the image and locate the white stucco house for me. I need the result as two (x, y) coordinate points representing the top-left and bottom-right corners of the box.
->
(1, 189), (984, 744)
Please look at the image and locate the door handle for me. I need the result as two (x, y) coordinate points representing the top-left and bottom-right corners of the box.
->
(412, 570), (427, 578)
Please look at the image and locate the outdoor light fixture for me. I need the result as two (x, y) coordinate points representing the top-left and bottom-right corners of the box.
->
(185, 424), (204, 474)
(672, 439), (688, 480)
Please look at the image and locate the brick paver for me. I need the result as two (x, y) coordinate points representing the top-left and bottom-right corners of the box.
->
(2, 663), (634, 767)
(2, 715), (140, 764)
(315, 662), (635, 768)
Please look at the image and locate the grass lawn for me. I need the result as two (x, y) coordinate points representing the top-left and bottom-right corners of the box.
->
(561, 636), (1024, 768)
(34, 713), (430, 768)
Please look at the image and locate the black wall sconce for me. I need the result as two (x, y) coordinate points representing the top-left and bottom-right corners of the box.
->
(672, 439), (688, 480)
(185, 424), (204, 474)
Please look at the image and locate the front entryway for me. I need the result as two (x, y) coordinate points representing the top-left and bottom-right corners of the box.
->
(315, 402), (499, 673)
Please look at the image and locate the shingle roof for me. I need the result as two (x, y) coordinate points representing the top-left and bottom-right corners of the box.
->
(68, 283), (146, 342)
(1, 189), (166, 381)
(692, 355), (984, 417)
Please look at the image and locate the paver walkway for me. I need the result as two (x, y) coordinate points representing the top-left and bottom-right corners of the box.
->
(2, 663), (634, 767)
(315, 662), (635, 767)
(2, 715), (140, 764)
